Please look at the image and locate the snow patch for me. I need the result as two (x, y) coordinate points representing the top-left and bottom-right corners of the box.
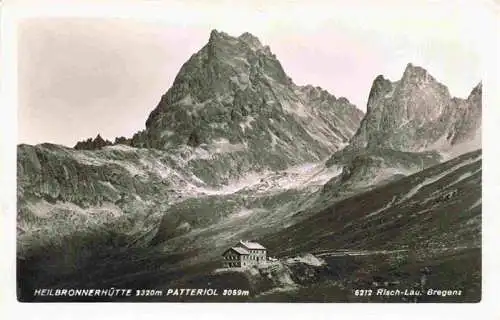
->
(239, 116), (255, 132)
(371, 168), (413, 185)
(398, 155), (481, 204)
(177, 222), (191, 231)
(232, 208), (254, 218)
(177, 94), (193, 105)
(286, 254), (325, 267)
(285, 162), (342, 187)
(304, 126), (338, 149)
(397, 118), (411, 129)
(208, 122), (228, 129)
(233, 56), (250, 66)
(444, 168), (481, 189)
(98, 181), (118, 192)
(268, 129), (282, 150)
(103, 145), (136, 152)
(365, 196), (398, 218)
(229, 207), (267, 220)
(210, 138), (247, 154)
(230, 73), (250, 90)
(186, 162), (341, 197)
(160, 130), (175, 138)
(282, 99), (310, 118)
(426, 128), (481, 160)
(384, 86), (397, 98)
(73, 153), (146, 177)
(187, 147), (213, 161)
(193, 98), (213, 110)
(25, 200), (54, 218)
(197, 173), (263, 195)
(469, 199), (481, 210)
(25, 200), (123, 219)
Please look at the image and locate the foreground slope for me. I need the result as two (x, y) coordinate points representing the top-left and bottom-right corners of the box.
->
(257, 149), (481, 302)
(18, 149), (481, 302)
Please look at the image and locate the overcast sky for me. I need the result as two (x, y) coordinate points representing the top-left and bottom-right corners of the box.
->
(17, 1), (485, 147)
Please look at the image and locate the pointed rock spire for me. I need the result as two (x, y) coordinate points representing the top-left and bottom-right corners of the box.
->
(401, 63), (433, 84)
(367, 74), (393, 109)
(468, 81), (482, 99)
(74, 133), (112, 150)
(208, 29), (224, 42)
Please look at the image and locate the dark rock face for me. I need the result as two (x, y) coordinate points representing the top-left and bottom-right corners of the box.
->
(350, 63), (481, 154)
(74, 134), (113, 150)
(114, 136), (132, 146)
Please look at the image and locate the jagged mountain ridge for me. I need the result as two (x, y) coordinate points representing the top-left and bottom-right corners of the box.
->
(74, 134), (113, 150)
(350, 63), (481, 155)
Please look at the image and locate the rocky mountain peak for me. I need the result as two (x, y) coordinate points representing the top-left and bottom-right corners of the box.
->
(238, 32), (264, 49)
(349, 63), (481, 154)
(399, 63), (450, 99)
(152, 30), (286, 107)
(94, 133), (104, 142)
(207, 29), (237, 48)
(208, 29), (224, 40)
(132, 30), (363, 171)
(468, 81), (482, 100)
(366, 75), (393, 110)
(206, 30), (268, 56)
(401, 63), (433, 83)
